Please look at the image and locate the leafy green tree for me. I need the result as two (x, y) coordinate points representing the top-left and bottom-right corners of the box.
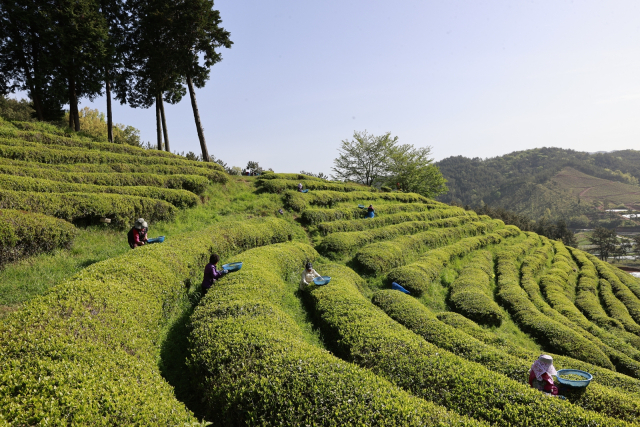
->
(0, 0), (63, 121)
(386, 144), (447, 198)
(589, 227), (617, 261)
(332, 131), (397, 186)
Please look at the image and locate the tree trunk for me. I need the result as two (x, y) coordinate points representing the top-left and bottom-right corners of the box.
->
(156, 94), (163, 150)
(106, 76), (113, 143)
(158, 93), (170, 152)
(68, 75), (80, 131)
(187, 75), (209, 161)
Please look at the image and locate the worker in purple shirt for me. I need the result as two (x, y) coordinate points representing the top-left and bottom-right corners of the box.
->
(201, 253), (228, 296)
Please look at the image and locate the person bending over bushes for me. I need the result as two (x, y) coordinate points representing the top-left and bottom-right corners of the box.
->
(300, 261), (321, 291)
(201, 253), (228, 296)
(127, 218), (148, 248)
(366, 204), (375, 219)
(529, 355), (564, 398)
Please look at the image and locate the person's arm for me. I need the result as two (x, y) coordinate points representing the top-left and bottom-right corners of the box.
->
(312, 269), (322, 279)
(301, 271), (309, 285)
(211, 265), (224, 280)
(133, 229), (144, 246)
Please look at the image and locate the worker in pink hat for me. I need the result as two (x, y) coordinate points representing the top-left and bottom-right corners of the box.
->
(528, 355), (559, 396)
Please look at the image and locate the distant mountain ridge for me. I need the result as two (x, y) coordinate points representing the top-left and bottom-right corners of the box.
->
(436, 147), (640, 226)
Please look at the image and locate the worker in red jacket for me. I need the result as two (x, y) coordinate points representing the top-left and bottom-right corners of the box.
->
(529, 355), (559, 395)
(127, 218), (148, 249)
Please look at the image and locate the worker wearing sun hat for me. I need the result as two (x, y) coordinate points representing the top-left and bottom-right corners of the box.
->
(128, 218), (149, 248)
(529, 355), (559, 395)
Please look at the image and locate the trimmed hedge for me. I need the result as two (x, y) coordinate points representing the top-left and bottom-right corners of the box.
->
(437, 311), (640, 397)
(571, 247), (630, 333)
(354, 218), (504, 276)
(301, 202), (446, 226)
(0, 217), (300, 425)
(187, 243), (483, 426)
(0, 189), (176, 227)
(315, 207), (470, 235)
(590, 254), (640, 326)
(318, 215), (476, 260)
(0, 157), (228, 183)
(449, 250), (504, 326)
(0, 175), (199, 208)
(612, 267), (640, 301)
(385, 226), (521, 294)
(283, 189), (431, 212)
(0, 164), (210, 194)
(259, 178), (373, 193)
(599, 278), (640, 336)
(372, 289), (640, 423)
(0, 133), (184, 159)
(256, 172), (325, 181)
(0, 209), (77, 267)
(527, 242), (640, 375)
(0, 143), (223, 172)
(306, 264), (631, 426)
(495, 235), (615, 370)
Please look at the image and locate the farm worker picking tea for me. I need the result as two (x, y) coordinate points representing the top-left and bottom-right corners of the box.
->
(529, 355), (560, 396)
(298, 183), (303, 192)
(300, 261), (321, 291)
(127, 218), (148, 248)
(366, 205), (375, 219)
(201, 253), (228, 296)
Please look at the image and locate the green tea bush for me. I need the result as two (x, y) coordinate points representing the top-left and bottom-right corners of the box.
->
(318, 216), (475, 259)
(0, 217), (299, 425)
(495, 235), (615, 369)
(259, 178), (371, 193)
(571, 248), (640, 348)
(0, 164), (210, 194)
(306, 264), (630, 426)
(301, 202), (445, 225)
(0, 189), (176, 227)
(612, 267), (640, 300)
(372, 289), (640, 422)
(0, 157), (228, 183)
(448, 250), (504, 326)
(354, 219), (503, 275)
(437, 311), (640, 398)
(256, 172), (325, 181)
(0, 133), (179, 159)
(187, 244), (482, 426)
(283, 190), (431, 211)
(0, 175), (199, 208)
(0, 209), (77, 266)
(386, 226), (521, 295)
(599, 278), (640, 336)
(590, 254), (640, 325)
(538, 242), (640, 364)
(316, 207), (470, 234)
(0, 143), (223, 172)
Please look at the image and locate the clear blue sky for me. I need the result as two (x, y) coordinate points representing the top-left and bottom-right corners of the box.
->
(76, 0), (640, 175)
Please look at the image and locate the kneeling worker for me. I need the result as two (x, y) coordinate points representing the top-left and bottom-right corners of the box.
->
(300, 261), (321, 291)
(128, 218), (148, 249)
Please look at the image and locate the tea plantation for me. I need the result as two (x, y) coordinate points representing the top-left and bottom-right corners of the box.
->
(2, 117), (640, 425)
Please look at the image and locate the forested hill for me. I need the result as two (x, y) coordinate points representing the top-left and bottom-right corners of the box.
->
(436, 147), (640, 223)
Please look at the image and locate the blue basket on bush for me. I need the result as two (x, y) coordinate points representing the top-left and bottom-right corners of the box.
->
(556, 369), (592, 388)
(147, 236), (165, 244)
(301, 189), (309, 193)
(222, 262), (243, 272)
(391, 282), (410, 294)
(314, 276), (331, 286)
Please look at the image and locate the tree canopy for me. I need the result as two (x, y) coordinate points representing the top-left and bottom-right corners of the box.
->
(332, 130), (448, 198)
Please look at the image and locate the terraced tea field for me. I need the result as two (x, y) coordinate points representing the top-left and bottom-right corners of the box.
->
(553, 166), (640, 209)
(3, 118), (640, 425)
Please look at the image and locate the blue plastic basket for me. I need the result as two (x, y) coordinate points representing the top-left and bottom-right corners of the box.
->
(147, 236), (165, 244)
(313, 276), (331, 286)
(222, 262), (243, 272)
(301, 189), (309, 193)
(392, 282), (411, 294)
(358, 204), (365, 209)
(556, 369), (592, 388)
